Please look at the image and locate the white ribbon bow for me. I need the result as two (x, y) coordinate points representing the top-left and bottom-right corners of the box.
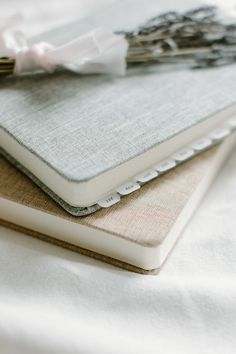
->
(0, 14), (129, 76)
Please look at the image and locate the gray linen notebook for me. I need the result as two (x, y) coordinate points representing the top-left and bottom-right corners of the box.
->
(1, 0), (236, 216)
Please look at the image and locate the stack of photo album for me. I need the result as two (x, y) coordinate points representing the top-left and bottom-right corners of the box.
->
(1, 0), (236, 273)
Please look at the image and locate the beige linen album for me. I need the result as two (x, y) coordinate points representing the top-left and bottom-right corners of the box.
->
(0, 134), (235, 273)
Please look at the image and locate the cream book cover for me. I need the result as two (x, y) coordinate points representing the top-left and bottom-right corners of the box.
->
(0, 134), (235, 273)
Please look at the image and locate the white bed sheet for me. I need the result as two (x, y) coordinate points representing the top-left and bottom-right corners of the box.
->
(0, 1), (236, 353)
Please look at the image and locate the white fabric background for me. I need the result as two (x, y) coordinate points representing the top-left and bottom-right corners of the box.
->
(0, 1), (236, 353)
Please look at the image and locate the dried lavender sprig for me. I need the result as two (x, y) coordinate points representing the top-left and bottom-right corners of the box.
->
(122, 5), (236, 68)
(0, 58), (15, 75)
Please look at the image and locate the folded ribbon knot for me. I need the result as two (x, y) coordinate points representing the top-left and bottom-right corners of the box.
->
(0, 14), (129, 76)
(14, 42), (55, 74)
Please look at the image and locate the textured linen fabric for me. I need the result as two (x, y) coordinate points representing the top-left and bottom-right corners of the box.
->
(0, 1), (236, 353)
(1, 0), (236, 182)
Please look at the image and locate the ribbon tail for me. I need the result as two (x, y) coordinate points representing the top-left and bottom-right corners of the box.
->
(48, 28), (129, 75)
